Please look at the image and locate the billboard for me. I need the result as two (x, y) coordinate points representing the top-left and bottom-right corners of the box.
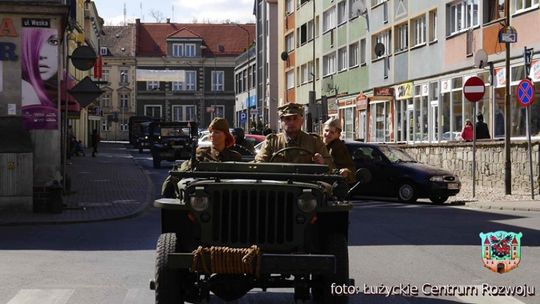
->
(21, 24), (59, 129)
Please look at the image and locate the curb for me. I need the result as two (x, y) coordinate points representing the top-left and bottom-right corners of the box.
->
(0, 145), (155, 226)
(462, 203), (540, 213)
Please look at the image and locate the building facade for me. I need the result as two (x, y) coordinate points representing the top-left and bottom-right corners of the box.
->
(234, 45), (257, 129)
(278, 0), (540, 143)
(134, 20), (255, 129)
(99, 25), (136, 141)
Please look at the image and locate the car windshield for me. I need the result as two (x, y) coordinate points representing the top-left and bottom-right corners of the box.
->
(160, 127), (190, 137)
(378, 146), (417, 163)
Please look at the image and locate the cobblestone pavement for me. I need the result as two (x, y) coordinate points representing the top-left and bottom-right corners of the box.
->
(0, 143), (154, 226)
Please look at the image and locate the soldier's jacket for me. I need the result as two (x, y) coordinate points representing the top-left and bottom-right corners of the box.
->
(255, 131), (335, 170)
(180, 146), (242, 171)
(326, 139), (356, 184)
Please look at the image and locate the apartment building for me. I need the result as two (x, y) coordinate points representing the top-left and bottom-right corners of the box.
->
(234, 45), (257, 129)
(279, 0), (540, 143)
(134, 20), (255, 128)
(99, 25), (136, 141)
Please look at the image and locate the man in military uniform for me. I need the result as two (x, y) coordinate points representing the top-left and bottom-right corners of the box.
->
(255, 103), (335, 170)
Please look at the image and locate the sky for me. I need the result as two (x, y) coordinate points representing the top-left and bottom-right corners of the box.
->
(93, 0), (256, 25)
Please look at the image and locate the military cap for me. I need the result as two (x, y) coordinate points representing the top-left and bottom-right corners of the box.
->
(278, 103), (304, 117)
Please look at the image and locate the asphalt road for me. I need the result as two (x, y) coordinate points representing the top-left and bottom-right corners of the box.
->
(0, 148), (539, 304)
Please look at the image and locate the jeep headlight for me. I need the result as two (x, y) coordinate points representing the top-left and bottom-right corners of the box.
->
(297, 191), (317, 213)
(190, 196), (209, 211)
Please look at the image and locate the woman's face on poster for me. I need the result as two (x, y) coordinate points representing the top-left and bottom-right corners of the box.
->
(39, 34), (59, 80)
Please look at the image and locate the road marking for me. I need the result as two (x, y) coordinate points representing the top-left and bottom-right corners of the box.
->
(456, 295), (526, 304)
(7, 289), (74, 304)
(122, 288), (153, 304)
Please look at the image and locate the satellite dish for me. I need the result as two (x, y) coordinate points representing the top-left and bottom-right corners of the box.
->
(474, 49), (488, 69)
(374, 43), (385, 57)
(280, 51), (289, 61)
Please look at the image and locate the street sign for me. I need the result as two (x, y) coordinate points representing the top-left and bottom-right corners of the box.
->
(463, 76), (486, 102)
(240, 112), (246, 123)
(516, 79), (534, 107)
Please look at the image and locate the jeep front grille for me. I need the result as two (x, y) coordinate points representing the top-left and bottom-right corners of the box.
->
(211, 189), (295, 245)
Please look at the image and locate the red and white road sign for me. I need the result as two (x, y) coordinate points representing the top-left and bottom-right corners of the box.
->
(463, 76), (486, 102)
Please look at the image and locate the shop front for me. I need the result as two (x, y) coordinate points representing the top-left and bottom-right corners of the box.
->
(368, 87), (394, 143)
(337, 95), (356, 140)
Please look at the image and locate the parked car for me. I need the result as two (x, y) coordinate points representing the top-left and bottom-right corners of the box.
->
(345, 141), (461, 204)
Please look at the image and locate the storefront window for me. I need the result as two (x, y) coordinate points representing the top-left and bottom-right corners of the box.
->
(429, 82), (439, 142)
(441, 92), (451, 139)
(370, 102), (388, 142)
(343, 107), (355, 139)
(396, 100), (403, 141)
(494, 87), (505, 137)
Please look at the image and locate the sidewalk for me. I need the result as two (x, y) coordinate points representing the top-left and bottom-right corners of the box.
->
(0, 143), (154, 226)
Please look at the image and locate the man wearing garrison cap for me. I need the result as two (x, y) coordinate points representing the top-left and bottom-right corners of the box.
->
(255, 103), (334, 170)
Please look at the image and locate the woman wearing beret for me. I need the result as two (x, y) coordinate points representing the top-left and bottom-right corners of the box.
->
(323, 118), (356, 184)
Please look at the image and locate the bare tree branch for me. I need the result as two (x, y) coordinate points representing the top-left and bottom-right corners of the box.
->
(149, 9), (164, 23)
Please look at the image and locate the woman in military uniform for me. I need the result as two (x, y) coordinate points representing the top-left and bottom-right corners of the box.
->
(323, 118), (356, 184)
(162, 118), (241, 197)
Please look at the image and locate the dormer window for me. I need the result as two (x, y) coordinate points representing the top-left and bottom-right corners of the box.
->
(171, 43), (197, 57)
(172, 43), (183, 57)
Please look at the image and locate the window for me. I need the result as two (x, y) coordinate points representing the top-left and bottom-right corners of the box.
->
(144, 105), (162, 119)
(101, 120), (110, 132)
(338, 47), (347, 71)
(119, 93), (129, 110)
(514, 0), (539, 13)
(372, 29), (391, 59)
(301, 64), (309, 84)
(287, 70), (294, 89)
(120, 119), (128, 132)
(185, 44), (196, 57)
(101, 93), (111, 108)
(338, 1), (347, 25)
(484, 0), (505, 23)
(211, 71), (224, 91)
(371, 0), (387, 6)
(211, 105), (225, 120)
(307, 20), (314, 41)
(172, 81), (183, 91)
(100, 47), (108, 56)
(185, 71), (196, 91)
(172, 105), (196, 122)
(395, 23), (408, 52)
(308, 61), (314, 82)
(120, 69), (129, 84)
(323, 52), (336, 76)
(298, 21), (314, 46)
(429, 9), (438, 42)
(287, 70), (295, 89)
(172, 43), (183, 57)
(102, 69), (109, 81)
(411, 15), (426, 46)
(323, 7), (336, 32)
(448, 0), (479, 35)
(360, 38), (366, 64)
(349, 42), (359, 67)
(286, 33), (294, 52)
(286, 0), (294, 14)
(349, 0), (362, 19)
(147, 81), (160, 90)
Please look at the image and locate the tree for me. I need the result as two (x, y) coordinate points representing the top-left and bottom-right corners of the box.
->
(149, 9), (164, 23)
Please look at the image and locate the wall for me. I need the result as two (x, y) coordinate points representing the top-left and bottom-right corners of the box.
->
(401, 141), (540, 193)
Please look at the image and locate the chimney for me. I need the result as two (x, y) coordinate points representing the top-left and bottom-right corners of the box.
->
(166, 18), (170, 23)
(135, 18), (140, 24)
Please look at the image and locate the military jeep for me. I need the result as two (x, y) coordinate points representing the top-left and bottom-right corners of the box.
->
(152, 156), (357, 303)
(150, 122), (193, 168)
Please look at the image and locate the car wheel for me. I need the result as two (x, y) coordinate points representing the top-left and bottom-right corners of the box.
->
(155, 233), (185, 304)
(398, 182), (417, 203)
(429, 195), (449, 204)
(153, 157), (161, 169)
(312, 233), (349, 304)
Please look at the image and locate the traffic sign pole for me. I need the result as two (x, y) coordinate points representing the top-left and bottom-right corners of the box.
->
(463, 76), (485, 198)
(526, 106), (534, 199)
(472, 106), (476, 198)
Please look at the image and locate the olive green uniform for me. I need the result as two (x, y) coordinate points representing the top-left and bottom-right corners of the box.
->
(326, 139), (356, 184)
(162, 147), (241, 197)
(255, 131), (335, 170)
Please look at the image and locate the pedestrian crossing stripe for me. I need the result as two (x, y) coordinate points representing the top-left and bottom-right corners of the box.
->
(7, 289), (74, 304)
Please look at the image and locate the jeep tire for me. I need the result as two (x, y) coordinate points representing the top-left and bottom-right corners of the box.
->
(155, 233), (184, 304)
(312, 232), (349, 304)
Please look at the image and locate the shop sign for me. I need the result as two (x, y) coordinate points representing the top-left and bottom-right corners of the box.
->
(22, 18), (50, 28)
(441, 79), (451, 93)
(396, 82), (413, 100)
(328, 98), (338, 115)
(338, 98), (355, 108)
(0, 17), (18, 61)
(374, 87), (394, 96)
(530, 60), (540, 82)
(356, 93), (367, 110)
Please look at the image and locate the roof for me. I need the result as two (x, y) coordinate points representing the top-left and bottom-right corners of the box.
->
(135, 21), (255, 57)
(101, 25), (136, 57)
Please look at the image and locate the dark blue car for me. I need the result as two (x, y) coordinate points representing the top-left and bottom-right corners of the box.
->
(345, 141), (461, 204)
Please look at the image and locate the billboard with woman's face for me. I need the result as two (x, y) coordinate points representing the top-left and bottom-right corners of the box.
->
(21, 26), (59, 129)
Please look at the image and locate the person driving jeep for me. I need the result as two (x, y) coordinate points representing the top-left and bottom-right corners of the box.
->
(255, 103), (335, 170)
(162, 118), (241, 197)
